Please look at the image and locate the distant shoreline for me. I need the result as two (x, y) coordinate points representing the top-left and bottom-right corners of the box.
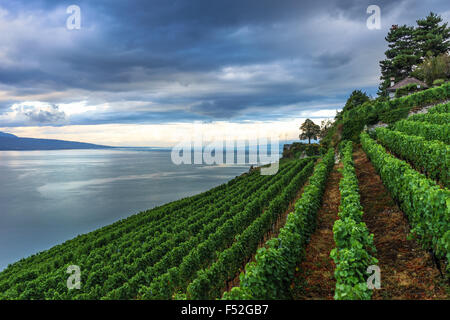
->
(0, 132), (112, 151)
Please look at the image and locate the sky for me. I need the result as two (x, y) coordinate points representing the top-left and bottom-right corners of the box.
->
(0, 0), (448, 146)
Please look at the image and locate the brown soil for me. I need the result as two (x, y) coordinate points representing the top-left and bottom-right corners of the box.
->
(223, 160), (318, 294)
(353, 146), (448, 300)
(223, 180), (308, 293)
(293, 162), (342, 300)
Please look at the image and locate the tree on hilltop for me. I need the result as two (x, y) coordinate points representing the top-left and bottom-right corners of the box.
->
(378, 25), (418, 96)
(299, 119), (320, 144)
(414, 12), (450, 61)
(378, 12), (450, 97)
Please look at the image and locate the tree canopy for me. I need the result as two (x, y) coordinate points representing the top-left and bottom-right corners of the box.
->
(411, 53), (450, 85)
(379, 24), (418, 96)
(342, 90), (370, 114)
(378, 12), (450, 96)
(414, 12), (450, 60)
(299, 119), (321, 144)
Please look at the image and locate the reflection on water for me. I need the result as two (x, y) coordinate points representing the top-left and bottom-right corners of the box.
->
(37, 172), (176, 197)
(0, 148), (251, 270)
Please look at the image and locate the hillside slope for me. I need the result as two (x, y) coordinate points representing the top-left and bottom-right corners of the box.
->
(0, 132), (110, 150)
(0, 157), (317, 299)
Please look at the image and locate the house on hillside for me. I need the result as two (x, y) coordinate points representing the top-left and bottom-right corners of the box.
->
(387, 77), (428, 98)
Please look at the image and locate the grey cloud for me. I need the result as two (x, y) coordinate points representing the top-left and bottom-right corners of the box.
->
(0, 0), (447, 126)
(313, 52), (353, 68)
(23, 104), (66, 124)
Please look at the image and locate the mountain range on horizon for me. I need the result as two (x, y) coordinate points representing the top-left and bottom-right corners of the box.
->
(0, 131), (318, 151)
(0, 131), (111, 151)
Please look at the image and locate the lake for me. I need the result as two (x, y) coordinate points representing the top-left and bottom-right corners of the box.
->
(0, 149), (252, 271)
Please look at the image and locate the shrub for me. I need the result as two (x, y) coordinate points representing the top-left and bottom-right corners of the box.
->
(433, 79), (445, 87)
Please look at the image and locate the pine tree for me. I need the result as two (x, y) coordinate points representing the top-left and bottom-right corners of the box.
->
(378, 25), (418, 96)
(414, 12), (450, 61)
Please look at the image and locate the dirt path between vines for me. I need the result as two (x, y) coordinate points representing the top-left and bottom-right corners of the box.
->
(223, 159), (321, 295)
(293, 162), (342, 300)
(353, 146), (448, 300)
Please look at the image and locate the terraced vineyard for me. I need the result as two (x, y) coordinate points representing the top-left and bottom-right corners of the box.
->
(327, 97), (449, 299)
(0, 157), (319, 300)
(223, 149), (335, 299)
(363, 101), (450, 275)
(221, 92), (450, 300)
(238, 88), (446, 301)
(1, 84), (449, 301)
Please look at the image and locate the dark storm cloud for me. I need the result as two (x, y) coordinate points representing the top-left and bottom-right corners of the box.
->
(0, 0), (448, 125)
(312, 52), (353, 68)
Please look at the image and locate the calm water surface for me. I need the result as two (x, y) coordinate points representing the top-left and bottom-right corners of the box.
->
(0, 149), (251, 270)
